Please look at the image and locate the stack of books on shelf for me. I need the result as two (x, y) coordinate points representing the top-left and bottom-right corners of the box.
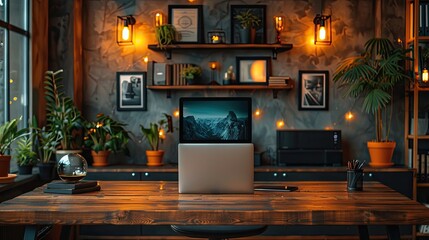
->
(43, 180), (101, 194)
(148, 61), (197, 86)
(268, 76), (290, 87)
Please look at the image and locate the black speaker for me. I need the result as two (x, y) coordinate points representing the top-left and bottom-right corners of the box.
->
(276, 130), (343, 166)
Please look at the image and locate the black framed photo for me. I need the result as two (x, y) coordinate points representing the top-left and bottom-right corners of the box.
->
(236, 56), (271, 85)
(298, 70), (329, 110)
(116, 72), (147, 111)
(168, 5), (203, 43)
(231, 5), (266, 44)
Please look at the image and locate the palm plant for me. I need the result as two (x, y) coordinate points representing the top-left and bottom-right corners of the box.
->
(333, 38), (410, 142)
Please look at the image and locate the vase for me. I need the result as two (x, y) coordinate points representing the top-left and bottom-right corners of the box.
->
(146, 150), (164, 167)
(239, 28), (250, 43)
(0, 155), (11, 177)
(91, 150), (111, 167)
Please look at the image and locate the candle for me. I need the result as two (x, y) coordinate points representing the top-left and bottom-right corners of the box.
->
(212, 35), (220, 43)
(275, 16), (284, 31)
(155, 12), (163, 27)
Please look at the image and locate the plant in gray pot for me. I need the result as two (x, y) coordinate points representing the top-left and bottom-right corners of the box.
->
(14, 136), (38, 175)
(34, 120), (61, 180)
(234, 9), (261, 44)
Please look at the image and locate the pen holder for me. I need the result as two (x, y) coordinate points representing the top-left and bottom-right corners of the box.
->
(347, 169), (363, 192)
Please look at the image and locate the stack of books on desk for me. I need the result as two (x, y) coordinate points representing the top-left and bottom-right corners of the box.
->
(268, 76), (290, 87)
(44, 181), (100, 194)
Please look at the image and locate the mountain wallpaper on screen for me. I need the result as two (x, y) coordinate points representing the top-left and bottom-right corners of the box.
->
(183, 111), (249, 141)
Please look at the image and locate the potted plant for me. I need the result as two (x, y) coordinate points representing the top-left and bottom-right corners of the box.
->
(234, 9), (261, 43)
(34, 124), (62, 180)
(84, 113), (130, 167)
(0, 117), (27, 177)
(181, 65), (202, 85)
(44, 69), (83, 159)
(14, 136), (38, 175)
(333, 38), (410, 167)
(155, 24), (176, 49)
(140, 114), (174, 166)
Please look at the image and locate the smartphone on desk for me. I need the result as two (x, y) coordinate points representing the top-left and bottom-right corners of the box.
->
(254, 185), (298, 192)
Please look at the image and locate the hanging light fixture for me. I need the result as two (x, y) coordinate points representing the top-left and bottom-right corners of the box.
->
(423, 68), (429, 83)
(313, 14), (331, 45)
(117, 15), (136, 46)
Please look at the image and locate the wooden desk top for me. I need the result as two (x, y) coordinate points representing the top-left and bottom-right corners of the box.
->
(0, 181), (428, 226)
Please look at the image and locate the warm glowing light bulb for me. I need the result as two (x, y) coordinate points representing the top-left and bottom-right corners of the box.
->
(155, 13), (163, 27)
(159, 129), (165, 139)
(254, 109), (261, 117)
(9, 79), (13, 83)
(423, 68), (429, 83)
(13, 97), (17, 101)
(276, 120), (285, 129)
(345, 111), (354, 121)
(210, 62), (217, 70)
(144, 56), (149, 63)
(319, 26), (326, 40)
(173, 110), (180, 118)
(122, 26), (130, 40)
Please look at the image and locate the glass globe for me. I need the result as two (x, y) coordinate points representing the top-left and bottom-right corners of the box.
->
(57, 153), (88, 183)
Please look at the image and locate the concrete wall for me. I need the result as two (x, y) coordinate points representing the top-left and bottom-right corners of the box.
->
(51, 0), (406, 166)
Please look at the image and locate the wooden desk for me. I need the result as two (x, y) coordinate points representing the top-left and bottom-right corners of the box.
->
(0, 181), (428, 240)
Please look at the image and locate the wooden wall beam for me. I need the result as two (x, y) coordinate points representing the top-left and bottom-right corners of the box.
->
(73, 0), (83, 111)
(32, 0), (49, 125)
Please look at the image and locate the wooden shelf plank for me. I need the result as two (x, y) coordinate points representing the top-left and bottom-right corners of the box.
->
(407, 135), (429, 139)
(147, 85), (293, 90)
(147, 43), (293, 59)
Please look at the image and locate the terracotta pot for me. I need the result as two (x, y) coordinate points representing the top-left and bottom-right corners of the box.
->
(367, 141), (396, 167)
(0, 155), (11, 177)
(146, 150), (164, 167)
(91, 150), (111, 167)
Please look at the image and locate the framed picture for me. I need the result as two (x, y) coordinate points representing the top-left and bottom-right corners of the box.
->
(231, 5), (266, 44)
(168, 5), (203, 43)
(236, 56), (271, 85)
(298, 70), (329, 110)
(116, 72), (147, 111)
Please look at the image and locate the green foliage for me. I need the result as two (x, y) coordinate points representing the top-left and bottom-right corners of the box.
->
(140, 114), (173, 151)
(181, 65), (202, 80)
(44, 69), (83, 150)
(0, 117), (27, 155)
(32, 116), (61, 164)
(14, 136), (37, 166)
(155, 24), (176, 49)
(234, 9), (261, 29)
(84, 114), (130, 154)
(333, 38), (411, 142)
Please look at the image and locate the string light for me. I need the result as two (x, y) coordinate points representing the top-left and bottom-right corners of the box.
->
(254, 109), (261, 117)
(345, 111), (354, 121)
(173, 110), (180, 118)
(143, 56), (149, 63)
(276, 120), (285, 129)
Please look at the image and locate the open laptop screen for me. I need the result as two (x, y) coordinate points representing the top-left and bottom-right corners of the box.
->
(179, 97), (252, 143)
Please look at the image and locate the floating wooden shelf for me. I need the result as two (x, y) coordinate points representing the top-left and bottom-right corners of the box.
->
(147, 84), (293, 98)
(147, 43), (293, 59)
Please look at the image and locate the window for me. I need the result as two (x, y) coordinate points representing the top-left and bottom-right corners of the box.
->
(0, 0), (30, 172)
(0, 0), (29, 126)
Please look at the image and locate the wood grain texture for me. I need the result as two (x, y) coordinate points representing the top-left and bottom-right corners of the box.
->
(0, 181), (428, 226)
(73, 0), (83, 111)
(31, 0), (49, 125)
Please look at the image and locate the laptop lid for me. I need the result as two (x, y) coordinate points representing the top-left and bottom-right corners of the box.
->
(178, 143), (254, 194)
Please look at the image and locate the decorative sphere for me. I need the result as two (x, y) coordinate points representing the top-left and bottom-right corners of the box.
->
(57, 153), (88, 183)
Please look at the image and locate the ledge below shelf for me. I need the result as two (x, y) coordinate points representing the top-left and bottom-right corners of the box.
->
(147, 85), (293, 98)
(147, 43), (293, 59)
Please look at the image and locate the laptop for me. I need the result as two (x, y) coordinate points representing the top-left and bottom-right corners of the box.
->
(178, 143), (254, 194)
